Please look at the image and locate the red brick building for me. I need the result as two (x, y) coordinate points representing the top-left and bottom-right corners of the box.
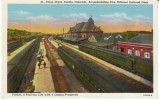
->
(117, 34), (153, 60)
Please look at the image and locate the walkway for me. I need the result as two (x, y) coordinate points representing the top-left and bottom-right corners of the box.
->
(33, 41), (55, 93)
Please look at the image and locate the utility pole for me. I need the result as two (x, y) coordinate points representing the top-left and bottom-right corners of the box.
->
(63, 28), (64, 34)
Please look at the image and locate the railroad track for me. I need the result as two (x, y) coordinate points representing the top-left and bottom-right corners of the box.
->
(58, 45), (153, 92)
(44, 37), (71, 93)
(7, 38), (40, 93)
(51, 39), (153, 88)
(8, 40), (23, 53)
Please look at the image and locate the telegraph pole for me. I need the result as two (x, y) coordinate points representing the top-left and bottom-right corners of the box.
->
(63, 28), (64, 34)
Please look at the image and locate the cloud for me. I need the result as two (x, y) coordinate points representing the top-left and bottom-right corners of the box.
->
(15, 10), (31, 15)
(99, 12), (152, 24)
(135, 15), (151, 21)
(26, 15), (56, 23)
(99, 12), (132, 20)
(9, 12), (152, 33)
(63, 13), (89, 19)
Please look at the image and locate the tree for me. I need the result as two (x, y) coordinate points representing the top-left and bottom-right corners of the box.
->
(122, 31), (139, 40)
(7, 28), (41, 42)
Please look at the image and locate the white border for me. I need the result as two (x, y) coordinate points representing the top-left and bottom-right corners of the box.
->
(1, 0), (158, 98)
(0, 0), (2, 98)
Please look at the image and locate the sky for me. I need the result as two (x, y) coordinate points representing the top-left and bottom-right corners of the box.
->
(8, 4), (153, 33)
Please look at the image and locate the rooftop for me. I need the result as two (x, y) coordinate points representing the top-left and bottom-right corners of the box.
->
(86, 33), (123, 47)
(68, 17), (103, 33)
(128, 34), (153, 45)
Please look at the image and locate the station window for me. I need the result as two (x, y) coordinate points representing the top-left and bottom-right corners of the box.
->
(128, 49), (132, 55)
(135, 50), (140, 56)
(144, 52), (150, 59)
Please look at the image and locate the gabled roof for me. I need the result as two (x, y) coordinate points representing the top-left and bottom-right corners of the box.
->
(68, 17), (103, 33)
(87, 33), (123, 47)
(74, 22), (85, 32)
(88, 34), (102, 42)
(128, 34), (153, 45)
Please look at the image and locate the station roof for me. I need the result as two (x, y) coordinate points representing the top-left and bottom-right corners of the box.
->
(68, 17), (103, 33)
(128, 34), (153, 45)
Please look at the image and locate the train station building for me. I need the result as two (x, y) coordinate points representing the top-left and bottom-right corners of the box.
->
(58, 17), (104, 42)
(117, 34), (153, 60)
(67, 16), (103, 34)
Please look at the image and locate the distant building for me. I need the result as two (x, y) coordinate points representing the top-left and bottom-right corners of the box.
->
(117, 34), (153, 60)
(85, 33), (123, 50)
(68, 17), (103, 34)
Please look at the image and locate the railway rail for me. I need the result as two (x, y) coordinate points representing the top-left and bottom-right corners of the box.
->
(58, 45), (153, 92)
(7, 38), (40, 93)
(51, 39), (153, 88)
(44, 37), (71, 92)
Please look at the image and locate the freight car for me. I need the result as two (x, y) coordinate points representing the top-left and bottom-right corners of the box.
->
(58, 46), (153, 92)
(78, 43), (153, 81)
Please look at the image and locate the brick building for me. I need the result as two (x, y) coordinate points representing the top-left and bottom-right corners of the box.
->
(117, 34), (153, 60)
